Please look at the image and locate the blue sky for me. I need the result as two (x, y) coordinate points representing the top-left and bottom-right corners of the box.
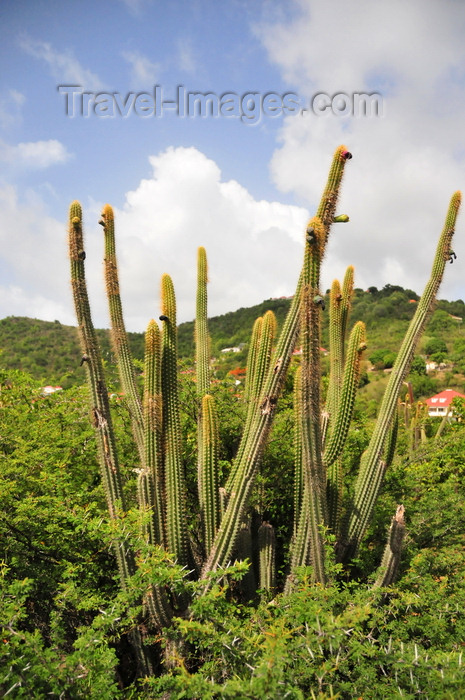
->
(1, 0), (465, 330)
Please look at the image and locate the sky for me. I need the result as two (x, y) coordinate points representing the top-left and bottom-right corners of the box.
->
(1, 0), (465, 331)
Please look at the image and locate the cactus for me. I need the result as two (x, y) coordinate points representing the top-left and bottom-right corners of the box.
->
(160, 274), (188, 566)
(201, 146), (352, 582)
(68, 202), (154, 674)
(141, 319), (164, 549)
(337, 191), (461, 564)
(195, 246), (210, 396)
(68, 147), (461, 678)
(101, 204), (144, 459)
(373, 505), (406, 588)
(258, 521), (276, 593)
(200, 394), (220, 554)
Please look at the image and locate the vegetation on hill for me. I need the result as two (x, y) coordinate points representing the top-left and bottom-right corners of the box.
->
(1, 285), (464, 389)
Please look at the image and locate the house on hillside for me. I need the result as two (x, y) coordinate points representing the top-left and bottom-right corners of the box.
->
(425, 388), (465, 418)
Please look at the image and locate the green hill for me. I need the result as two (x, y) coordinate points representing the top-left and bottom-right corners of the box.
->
(1, 285), (464, 388)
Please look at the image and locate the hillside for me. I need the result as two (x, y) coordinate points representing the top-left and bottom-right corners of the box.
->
(1, 284), (464, 388)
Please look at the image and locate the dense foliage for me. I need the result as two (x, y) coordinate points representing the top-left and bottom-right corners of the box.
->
(2, 367), (465, 698)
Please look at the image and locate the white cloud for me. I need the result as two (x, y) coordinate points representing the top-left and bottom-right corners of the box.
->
(19, 36), (103, 91)
(254, 0), (465, 303)
(0, 139), (71, 169)
(122, 50), (161, 88)
(99, 146), (309, 330)
(0, 285), (73, 325)
(0, 184), (75, 324)
(0, 148), (309, 331)
(0, 89), (25, 129)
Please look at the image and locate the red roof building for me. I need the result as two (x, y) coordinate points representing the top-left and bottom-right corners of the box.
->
(425, 388), (465, 417)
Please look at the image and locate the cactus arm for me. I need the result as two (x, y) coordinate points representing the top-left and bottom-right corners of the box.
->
(195, 246), (210, 534)
(290, 218), (328, 584)
(160, 274), (188, 565)
(142, 319), (165, 548)
(101, 204), (144, 458)
(195, 247), (210, 396)
(251, 310), (277, 403)
(325, 322), (366, 532)
(226, 310), (276, 493)
(338, 191), (461, 563)
(201, 394), (220, 554)
(69, 202), (126, 523)
(69, 202), (155, 673)
(243, 316), (263, 403)
(292, 365), (304, 539)
(324, 321), (366, 469)
(317, 146), (352, 238)
(373, 505), (405, 588)
(201, 147), (351, 582)
(258, 522), (276, 593)
(340, 265), (354, 355)
(324, 279), (343, 435)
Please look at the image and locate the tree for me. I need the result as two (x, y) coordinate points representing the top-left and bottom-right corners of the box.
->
(424, 337), (448, 356)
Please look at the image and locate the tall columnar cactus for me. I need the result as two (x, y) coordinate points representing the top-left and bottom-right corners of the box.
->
(68, 203), (126, 526)
(141, 319), (164, 549)
(101, 204), (144, 459)
(226, 309), (277, 494)
(243, 316), (263, 404)
(160, 274), (188, 566)
(200, 394), (220, 554)
(292, 217), (328, 583)
(337, 191), (462, 563)
(201, 147), (352, 582)
(293, 365), (303, 541)
(325, 320), (366, 531)
(68, 202), (153, 674)
(195, 246), (210, 396)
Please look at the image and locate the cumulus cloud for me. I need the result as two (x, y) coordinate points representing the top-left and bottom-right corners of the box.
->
(1, 141), (461, 334)
(108, 146), (308, 329)
(0, 139), (71, 169)
(19, 36), (103, 91)
(254, 0), (465, 302)
(0, 148), (309, 331)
